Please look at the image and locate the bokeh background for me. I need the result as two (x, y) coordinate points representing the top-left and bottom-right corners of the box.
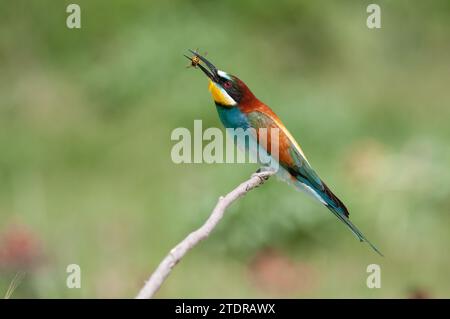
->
(1, 0), (450, 298)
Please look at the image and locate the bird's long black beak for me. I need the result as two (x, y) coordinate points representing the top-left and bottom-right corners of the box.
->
(184, 49), (219, 82)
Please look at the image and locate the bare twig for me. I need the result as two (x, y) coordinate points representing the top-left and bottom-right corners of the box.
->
(136, 169), (275, 299)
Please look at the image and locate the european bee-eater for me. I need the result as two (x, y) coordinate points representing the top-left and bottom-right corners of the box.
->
(186, 50), (382, 256)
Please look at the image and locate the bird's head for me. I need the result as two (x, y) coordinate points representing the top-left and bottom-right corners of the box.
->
(185, 50), (255, 107)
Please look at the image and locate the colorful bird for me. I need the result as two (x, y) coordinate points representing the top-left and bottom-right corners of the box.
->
(186, 49), (382, 255)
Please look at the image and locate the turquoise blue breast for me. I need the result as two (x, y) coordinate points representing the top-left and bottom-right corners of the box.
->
(215, 105), (250, 129)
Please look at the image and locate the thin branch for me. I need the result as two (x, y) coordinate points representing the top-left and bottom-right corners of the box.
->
(136, 169), (275, 299)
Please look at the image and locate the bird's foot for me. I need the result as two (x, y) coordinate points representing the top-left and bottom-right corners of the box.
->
(252, 166), (276, 184)
(255, 166), (274, 174)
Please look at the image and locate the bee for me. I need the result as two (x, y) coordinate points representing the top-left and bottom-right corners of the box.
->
(185, 49), (207, 68)
(189, 55), (201, 68)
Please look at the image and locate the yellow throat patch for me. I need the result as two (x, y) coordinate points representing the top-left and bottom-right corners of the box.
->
(208, 80), (235, 106)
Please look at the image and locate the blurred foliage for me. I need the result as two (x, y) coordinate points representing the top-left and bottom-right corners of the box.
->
(0, 0), (450, 298)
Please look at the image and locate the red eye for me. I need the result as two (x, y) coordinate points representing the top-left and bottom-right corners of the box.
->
(223, 81), (232, 89)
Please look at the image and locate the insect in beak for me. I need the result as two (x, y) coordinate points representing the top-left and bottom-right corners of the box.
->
(184, 49), (219, 82)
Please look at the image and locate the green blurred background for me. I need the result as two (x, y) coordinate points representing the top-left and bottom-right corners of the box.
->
(1, 0), (450, 298)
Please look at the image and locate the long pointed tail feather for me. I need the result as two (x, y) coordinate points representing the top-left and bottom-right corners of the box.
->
(288, 168), (383, 255)
(319, 181), (383, 256)
(326, 204), (383, 256)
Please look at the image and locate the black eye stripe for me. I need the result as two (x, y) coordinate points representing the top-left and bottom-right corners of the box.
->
(223, 81), (232, 89)
(218, 75), (242, 103)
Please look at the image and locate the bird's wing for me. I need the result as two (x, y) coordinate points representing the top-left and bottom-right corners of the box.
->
(246, 107), (353, 219)
(245, 107), (383, 255)
(245, 109), (326, 200)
